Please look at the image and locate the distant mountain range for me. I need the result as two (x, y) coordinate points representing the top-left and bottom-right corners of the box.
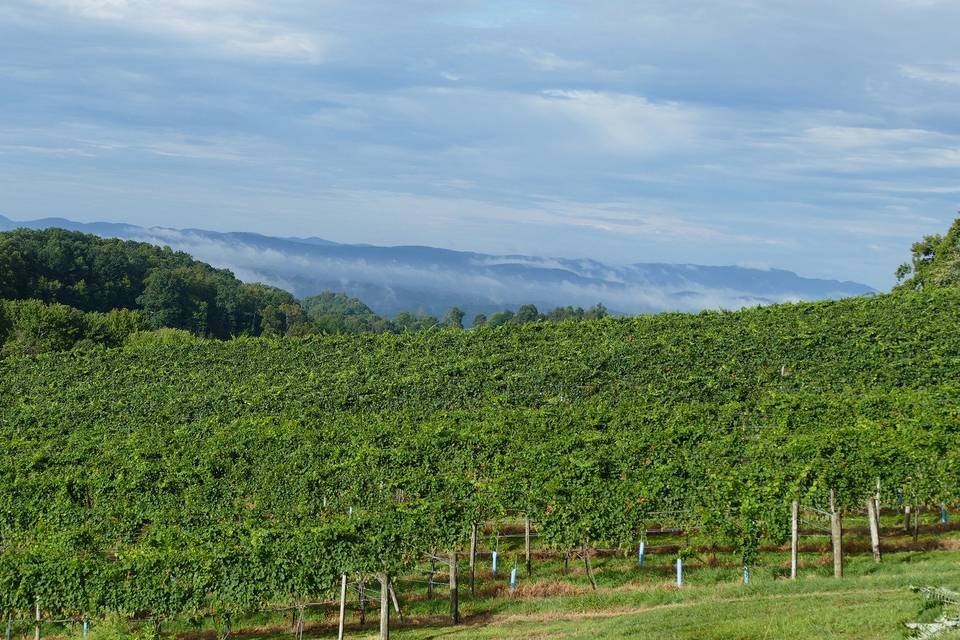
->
(0, 214), (875, 318)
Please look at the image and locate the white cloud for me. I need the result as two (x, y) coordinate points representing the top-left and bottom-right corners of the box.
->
(900, 63), (960, 86)
(526, 90), (700, 154)
(30, 0), (333, 63)
(516, 48), (585, 71)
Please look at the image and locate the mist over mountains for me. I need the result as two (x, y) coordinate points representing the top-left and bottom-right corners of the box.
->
(0, 214), (874, 318)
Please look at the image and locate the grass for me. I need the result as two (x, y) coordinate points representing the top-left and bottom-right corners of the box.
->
(215, 520), (960, 640)
(63, 515), (956, 640)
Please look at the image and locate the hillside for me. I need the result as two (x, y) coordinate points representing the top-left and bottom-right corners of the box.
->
(0, 227), (295, 339)
(1, 232), (957, 638)
(0, 214), (875, 317)
(3, 288), (956, 416)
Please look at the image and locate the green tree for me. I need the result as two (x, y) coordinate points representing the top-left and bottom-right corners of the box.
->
(513, 304), (541, 324)
(896, 216), (960, 291)
(442, 306), (465, 329)
(86, 308), (151, 347)
(1, 299), (89, 357)
(392, 311), (438, 333)
(486, 310), (514, 327)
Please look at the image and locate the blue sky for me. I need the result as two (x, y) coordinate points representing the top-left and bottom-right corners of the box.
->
(1, 1), (959, 288)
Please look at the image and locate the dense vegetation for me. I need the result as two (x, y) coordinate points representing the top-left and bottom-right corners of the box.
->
(0, 228), (610, 356)
(1, 281), (958, 626)
(897, 217), (960, 291)
(2, 219), (959, 637)
(0, 228), (296, 339)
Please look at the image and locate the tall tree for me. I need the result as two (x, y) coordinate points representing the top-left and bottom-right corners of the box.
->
(442, 307), (465, 329)
(896, 216), (960, 291)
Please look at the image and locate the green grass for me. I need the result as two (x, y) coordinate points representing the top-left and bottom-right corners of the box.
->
(222, 537), (960, 640)
(76, 521), (957, 640)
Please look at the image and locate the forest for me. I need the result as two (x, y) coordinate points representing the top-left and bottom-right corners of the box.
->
(0, 228), (608, 357)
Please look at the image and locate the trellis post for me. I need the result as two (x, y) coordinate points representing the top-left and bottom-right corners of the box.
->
(469, 523), (477, 596)
(450, 551), (460, 624)
(379, 573), (390, 640)
(867, 497), (882, 563)
(524, 516), (532, 577)
(337, 574), (347, 640)
(830, 489), (843, 579)
(790, 500), (799, 579)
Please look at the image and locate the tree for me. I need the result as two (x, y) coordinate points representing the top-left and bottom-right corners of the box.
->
(442, 307), (465, 329)
(895, 216), (960, 291)
(513, 304), (541, 324)
(1, 299), (89, 357)
(137, 267), (213, 335)
(472, 313), (487, 327)
(0, 228), (296, 338)
(486, 310), (514, 328)
(302, 292), (393, 335)
(86, 308), (151, 347)
(393, 311), (438, 333)
(584, 303), (609, 320)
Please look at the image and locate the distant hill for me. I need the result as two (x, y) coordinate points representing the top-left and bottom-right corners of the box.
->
(0, 214), (874, 318)
(0, 225), (295, 339)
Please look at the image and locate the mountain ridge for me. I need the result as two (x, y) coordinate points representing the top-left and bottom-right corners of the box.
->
(0, 213), (875, 318)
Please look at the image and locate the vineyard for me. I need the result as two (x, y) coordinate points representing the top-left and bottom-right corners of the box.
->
(1, 287), (959, 638)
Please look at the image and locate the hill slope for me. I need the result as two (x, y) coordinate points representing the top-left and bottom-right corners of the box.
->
(0, 286), (956, 626)
(0, 214), (875, 317)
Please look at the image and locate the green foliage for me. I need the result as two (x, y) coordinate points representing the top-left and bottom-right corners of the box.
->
(0, 228), (293, 339)
(392, 311), (439, 332)
(0, 301), (9, 344)
(895, 217), (960, 291)
(0, 300), (150, 357)
(301, 292), (394, 335)
(124, 327), (201, 348)
(442, 306), (465, 329)
(1, 298), (88, 356)
(2, 215), (960, 626)
(1, 287), (959, 623)
(486, 309), (514, 327)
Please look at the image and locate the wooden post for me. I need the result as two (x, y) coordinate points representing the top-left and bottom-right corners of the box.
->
(913, 505), (920, 542)
(583, 546), (597, 590)
(379, 573), (390, 640)
(904, 505), (911, 532)
(830, 488), (843, 579)
(34, 600), (40, 640)
(359, 579), (366, 625)
(428, 557), (435, 599)
(469, 523), (477, 596)
(449, 551), (459, 625)
(524, 516), (532, 577)
(337, 574), (347, 640)
(790, 500), (799, 579)
(867, 497), (882, 563)
(388, 582), (402, 621)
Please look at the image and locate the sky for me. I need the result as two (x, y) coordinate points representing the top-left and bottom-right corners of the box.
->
(1, 1), (959, 289)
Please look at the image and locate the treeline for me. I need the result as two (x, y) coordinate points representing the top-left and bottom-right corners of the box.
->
(0, 227), (611, 356)
(0, 227), (296, 339)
